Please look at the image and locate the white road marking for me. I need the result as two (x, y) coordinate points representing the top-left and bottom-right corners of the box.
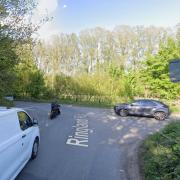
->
(66, 117), (89, 148)
(120, 169), (125, 172)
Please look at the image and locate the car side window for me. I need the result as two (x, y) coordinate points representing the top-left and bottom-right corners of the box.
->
(18, 112), (33, 131)
(133, 101), (141, 105)
(143, 101), (156, 106)
(140, 101), (148, 106)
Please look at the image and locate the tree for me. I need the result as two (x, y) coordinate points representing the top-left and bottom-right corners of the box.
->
(0, 0), (38, 40)
(14, 42), (45, 98)
(142, 38), (180, 99)
(32, 25), (179, 103)
(0, 37), (17, 97)
(0, 0), (45, 99)
(27, 70), (45, 98)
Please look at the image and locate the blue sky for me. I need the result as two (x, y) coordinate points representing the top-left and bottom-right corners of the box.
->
(36, 0), (180, 38)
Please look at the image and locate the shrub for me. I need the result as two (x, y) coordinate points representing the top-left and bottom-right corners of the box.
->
(140, 121), (180, 180)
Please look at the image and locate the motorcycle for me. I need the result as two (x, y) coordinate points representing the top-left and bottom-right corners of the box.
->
(49, 104), (61, 119)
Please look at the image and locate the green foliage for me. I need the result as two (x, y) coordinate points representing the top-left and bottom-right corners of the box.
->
(108, 64), (123, 78)
(26, 71), (45, 98)
(0, 0), (42, 100)
(1, 13), (180, 106)
(14, 42), (46, 99)
(32, 26), (180, 105)
(142, 38), (180, 99)
(0, 37), (18, 97)
(43, 66), (135, 104)
(140, 121), (180, 180)
(0, 0), (38, 40)
(54, 75), (81, 96)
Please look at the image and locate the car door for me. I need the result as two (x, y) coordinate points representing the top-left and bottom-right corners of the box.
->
(17, 111), (34, 162)
(139, 101), (155, 116)
(128, 101), (142, 115)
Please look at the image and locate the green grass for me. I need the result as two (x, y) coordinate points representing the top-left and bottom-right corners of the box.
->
(139, 121), (180, 180)
(170, 105), (180, 113)
(163, 100), (180, 113)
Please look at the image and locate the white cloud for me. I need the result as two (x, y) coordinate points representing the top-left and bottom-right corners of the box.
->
(32, 0), (59, 40)
(37, 0), (58, 14)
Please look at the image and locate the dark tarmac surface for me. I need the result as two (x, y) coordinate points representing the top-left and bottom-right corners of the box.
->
(15, 101), (169, 180)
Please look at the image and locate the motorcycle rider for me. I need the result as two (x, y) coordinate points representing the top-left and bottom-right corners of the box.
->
(51, 100), (61, 114)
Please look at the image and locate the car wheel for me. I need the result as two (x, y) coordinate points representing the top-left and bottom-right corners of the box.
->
(31, 138), (39, 160)
(119, 109), (128, 117)
(154, 112), (166, 121)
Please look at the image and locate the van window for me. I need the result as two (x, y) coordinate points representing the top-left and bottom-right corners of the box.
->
(18, 112), (33, 131)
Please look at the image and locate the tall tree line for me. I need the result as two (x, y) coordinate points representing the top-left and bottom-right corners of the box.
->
(35, 26), (171, 76)
(0, 1), (179, 102)
(33, 25), (180, 102)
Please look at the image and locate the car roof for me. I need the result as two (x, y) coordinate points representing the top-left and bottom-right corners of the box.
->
(135, 99), (162, 103)
(0, 107), (24, 117)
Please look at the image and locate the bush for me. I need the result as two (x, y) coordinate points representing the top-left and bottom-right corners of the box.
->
(140, 121), (180, 180)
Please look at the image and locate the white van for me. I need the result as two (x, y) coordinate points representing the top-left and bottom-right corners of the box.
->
(0, 107), (40, 180)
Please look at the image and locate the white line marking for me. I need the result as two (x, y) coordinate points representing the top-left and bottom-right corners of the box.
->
(66, 117), (89, 148)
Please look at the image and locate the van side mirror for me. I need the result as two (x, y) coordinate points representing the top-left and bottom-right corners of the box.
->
(33, 118), (38, 125)
(169, 59), (180, 83)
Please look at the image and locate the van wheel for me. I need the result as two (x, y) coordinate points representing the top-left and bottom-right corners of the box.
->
(154, 112), (166, 121)
(31, 138), (39, 160)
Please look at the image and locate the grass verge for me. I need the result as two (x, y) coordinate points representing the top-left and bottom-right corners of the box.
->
(139, 121), (180, 180)
(170, 105), (180, 113)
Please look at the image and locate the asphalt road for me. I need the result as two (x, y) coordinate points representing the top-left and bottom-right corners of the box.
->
(15, 102), (169, 180)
